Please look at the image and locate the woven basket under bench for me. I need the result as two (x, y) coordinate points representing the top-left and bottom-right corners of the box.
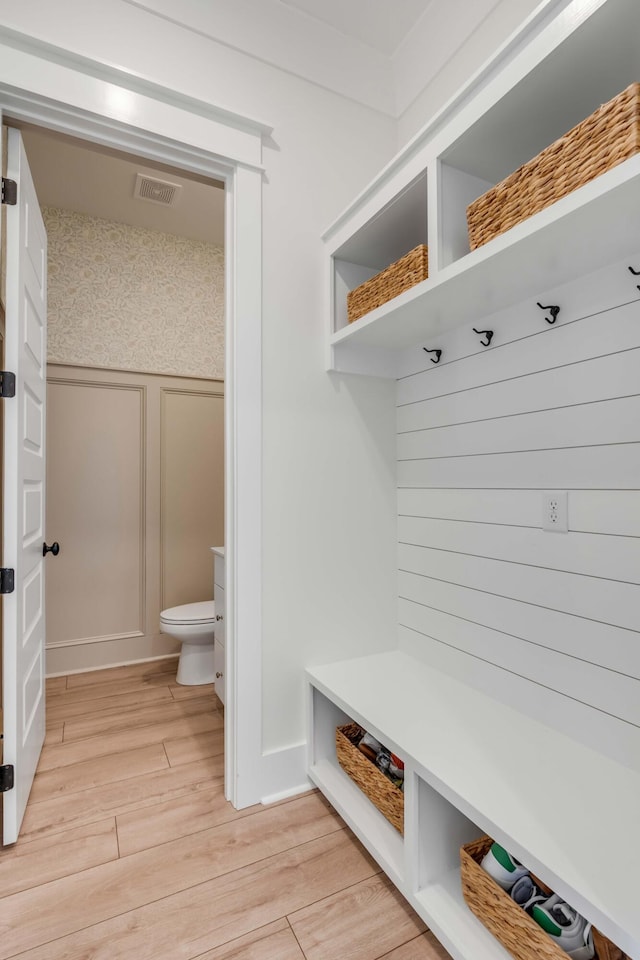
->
(467, 82), (640, 250)
(335, 723), (404, 834)
(460, 835), (630, 960)
(346, 244), (428, 324)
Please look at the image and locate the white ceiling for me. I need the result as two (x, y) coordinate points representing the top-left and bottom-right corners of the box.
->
(279, 0), (433, 56)
(18, 125), (225, 246)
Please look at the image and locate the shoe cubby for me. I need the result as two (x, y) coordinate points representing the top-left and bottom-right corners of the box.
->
(306, 653), (640, 960)
(307, 684), (405, 885)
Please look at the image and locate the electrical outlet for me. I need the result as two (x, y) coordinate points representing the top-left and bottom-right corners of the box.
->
(542, 491), (568, 532)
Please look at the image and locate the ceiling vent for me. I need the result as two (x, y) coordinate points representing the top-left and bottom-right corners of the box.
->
(133, 173), (182, 206)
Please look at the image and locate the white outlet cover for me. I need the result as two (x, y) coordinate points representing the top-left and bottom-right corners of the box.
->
(542, 491), (568, 532)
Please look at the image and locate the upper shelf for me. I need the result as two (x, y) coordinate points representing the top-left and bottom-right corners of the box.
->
(331, 154), (640, 354)
(325, 0), (640, 375)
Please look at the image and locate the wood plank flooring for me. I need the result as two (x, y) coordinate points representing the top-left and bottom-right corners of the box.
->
(1, 659), (451, 959)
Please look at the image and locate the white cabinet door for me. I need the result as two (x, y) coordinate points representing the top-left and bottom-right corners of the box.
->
(2, 128), (48, 844)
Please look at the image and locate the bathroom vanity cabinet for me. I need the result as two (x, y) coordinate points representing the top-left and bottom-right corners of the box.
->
(212, 547), (225, 705)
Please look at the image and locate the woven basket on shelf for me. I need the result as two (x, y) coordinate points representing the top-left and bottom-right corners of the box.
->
(460, 836), (629, 960)
(347, 244), (428, 324)
(466, 82), (640, 250)
(335, 723), (404, 834)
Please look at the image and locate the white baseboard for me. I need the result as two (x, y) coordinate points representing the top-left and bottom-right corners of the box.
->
(257, 742), (310, 807)
(45, 634), (180, 676)
(261, 781), (314, 805)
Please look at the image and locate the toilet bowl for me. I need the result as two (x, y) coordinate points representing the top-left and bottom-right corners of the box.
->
(159, 600), (216, 685)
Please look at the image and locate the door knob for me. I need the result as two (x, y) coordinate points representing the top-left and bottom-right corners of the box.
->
(216, 614), (224, 621)
(216, 672), (223, 679)
(43, 541), (60, 557)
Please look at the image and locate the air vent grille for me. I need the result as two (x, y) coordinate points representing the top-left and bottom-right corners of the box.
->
(134, 174), (182, 206)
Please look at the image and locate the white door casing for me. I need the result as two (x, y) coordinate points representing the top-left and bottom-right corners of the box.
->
(0, 34), (270, 807)
(2, 126), (47, 844)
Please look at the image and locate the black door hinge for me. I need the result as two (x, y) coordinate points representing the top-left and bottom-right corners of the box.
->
(0, 371), (16, 398)
(0, 766), (14, 793)
(0, 569), (15, 594)
(1, 178), (17, 205)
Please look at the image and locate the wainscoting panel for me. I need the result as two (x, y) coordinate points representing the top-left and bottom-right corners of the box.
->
(46, 379), (144, 647)
(396, 258), (640, 757)
(161, 389), (224, 611)
(45, 366), (224, 675)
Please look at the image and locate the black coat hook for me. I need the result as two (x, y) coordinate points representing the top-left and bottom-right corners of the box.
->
(423, 347), (442, 364)
(472, 327), (494, 347)
(537, 302), (560, 324)
(628, 266), (640, 291)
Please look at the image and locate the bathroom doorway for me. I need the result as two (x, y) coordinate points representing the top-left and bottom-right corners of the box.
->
(1, 61), (266, 829)
(2, 119), (231, 837)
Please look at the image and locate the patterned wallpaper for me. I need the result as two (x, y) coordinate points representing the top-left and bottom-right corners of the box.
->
(43, 207), (225, 379)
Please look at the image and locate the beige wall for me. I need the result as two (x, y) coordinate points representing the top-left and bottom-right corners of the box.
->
(46, 364), (224, 675)
(43, 207), (225, 379)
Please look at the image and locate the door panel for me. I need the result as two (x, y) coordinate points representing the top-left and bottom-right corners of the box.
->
(2, 128), (47, 844)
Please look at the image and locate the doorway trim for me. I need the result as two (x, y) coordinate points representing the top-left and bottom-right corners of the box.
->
(0, 32), (270, 808)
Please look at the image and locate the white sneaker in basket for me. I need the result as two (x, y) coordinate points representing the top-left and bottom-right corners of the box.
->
(480, 842), (530, 891)
(531, 894), (595, 959)
(510, 874), (548, 913)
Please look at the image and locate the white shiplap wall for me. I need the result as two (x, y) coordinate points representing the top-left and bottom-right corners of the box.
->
(396, 253), (640, 764)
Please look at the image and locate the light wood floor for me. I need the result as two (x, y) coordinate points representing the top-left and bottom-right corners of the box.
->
(0, 659), (452, 960)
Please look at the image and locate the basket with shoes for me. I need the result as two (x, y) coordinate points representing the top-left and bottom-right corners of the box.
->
(460, 836), (629, 960)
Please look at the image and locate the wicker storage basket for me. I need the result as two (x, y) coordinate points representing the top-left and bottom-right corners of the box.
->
(335, 723), (404, 834)
(460, 836), (629, 960)
(467, 82), (640, 250)
(347, 244), (428, 324)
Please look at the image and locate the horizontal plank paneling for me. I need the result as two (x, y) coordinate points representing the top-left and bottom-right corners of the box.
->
(398, 599), (640, 726)
(395, 281), (640, 750)
(397, 348), (640, 433)
(398, 571), (640, 678)
(397, 395), (640, 461)
(397, 489), (640, 536)
(396, 256), (640, 380)
(397, 627), (640, 769)
(397, 517), (640, 584)
(397, 443), (640, 488)
(397, 299), (640, 405)
(398, 543), (639, 631)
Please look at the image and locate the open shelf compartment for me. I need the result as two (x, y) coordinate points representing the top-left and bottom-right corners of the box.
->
(307, 684), (405, 886)
(332, 170), (428, 334)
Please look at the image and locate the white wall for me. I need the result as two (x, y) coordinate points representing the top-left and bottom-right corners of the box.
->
(395, 0), (544, 147)
(395, 256), (640, 765)
(0, 0), (399, 755)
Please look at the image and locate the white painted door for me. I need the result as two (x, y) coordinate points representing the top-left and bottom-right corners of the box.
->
(2, 127), (47, 844)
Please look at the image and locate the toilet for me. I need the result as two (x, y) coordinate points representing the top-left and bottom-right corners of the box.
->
(159, 600), (216, 685)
